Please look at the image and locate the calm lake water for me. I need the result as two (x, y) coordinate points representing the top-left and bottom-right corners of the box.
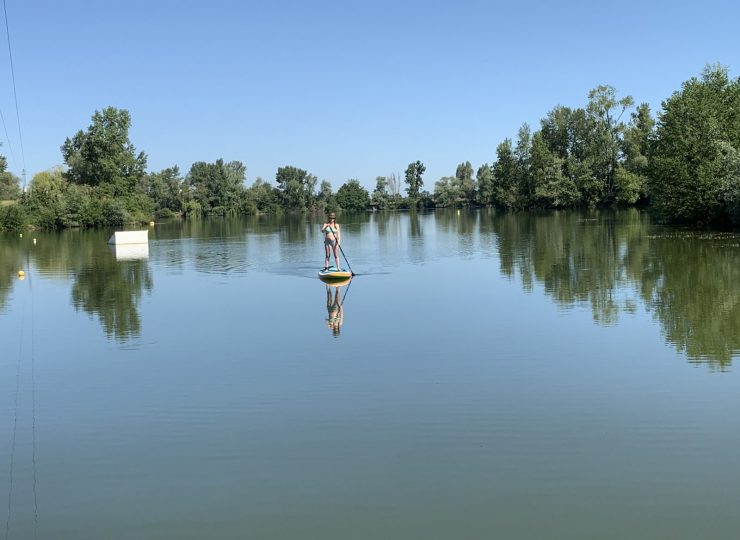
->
(2, 208), (740, 539)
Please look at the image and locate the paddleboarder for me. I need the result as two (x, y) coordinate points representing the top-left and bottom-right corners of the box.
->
(321, 212), (341, 271)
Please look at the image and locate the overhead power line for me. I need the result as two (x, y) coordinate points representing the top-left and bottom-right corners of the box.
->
(0, 106), (18, 170)
(3, 0), (26, 184)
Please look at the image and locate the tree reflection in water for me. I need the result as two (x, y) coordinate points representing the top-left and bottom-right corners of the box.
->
(71, 244), (153, 342)
(2, 211), (738, 364)
(636, 232), (740, 368)
(0, 236), (24, 312)
(491, 208), (740, 368)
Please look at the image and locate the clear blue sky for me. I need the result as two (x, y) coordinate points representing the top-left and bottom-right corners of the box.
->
(1, 0), (738, 190)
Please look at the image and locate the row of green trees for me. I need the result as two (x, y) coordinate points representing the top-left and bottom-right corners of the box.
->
(431, 88), (652, 209)
(0, 106), (387, 230)
(1, 65), (739, 231)
(431, 65), (740, 228)
(649, 66), (740, 226)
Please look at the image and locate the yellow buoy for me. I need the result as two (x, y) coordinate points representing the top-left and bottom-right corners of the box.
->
(18, 270), (25, 278)
(149, 221), (155, 227)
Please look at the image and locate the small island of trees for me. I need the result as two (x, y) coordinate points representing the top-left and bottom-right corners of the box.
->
(1, 64), (739, 231)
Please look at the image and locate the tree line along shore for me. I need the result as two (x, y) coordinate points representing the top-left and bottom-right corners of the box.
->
(1, 64), (739, 231)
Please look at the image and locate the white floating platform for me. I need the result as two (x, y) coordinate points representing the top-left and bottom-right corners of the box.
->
(110, 243), (149, 261)
(108, 230), (149, 245)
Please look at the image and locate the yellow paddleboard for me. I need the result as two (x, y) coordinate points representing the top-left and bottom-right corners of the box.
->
(318, 267), (352, 282)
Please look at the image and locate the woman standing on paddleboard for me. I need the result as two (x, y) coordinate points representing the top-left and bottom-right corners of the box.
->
(321, 212), (341, 271)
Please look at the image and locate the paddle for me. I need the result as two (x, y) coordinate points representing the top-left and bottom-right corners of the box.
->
(338, 244), (355, 276)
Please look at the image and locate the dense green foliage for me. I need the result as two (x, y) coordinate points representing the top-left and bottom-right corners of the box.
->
(0, 154), (21, 200)
(404, 160), (426, 199)
(244, 177), (283, 214)
(62, 107), (148, 194)
(649, 65), (740, 227)
(371, 174), (402, 210)
(18, 168), (154, 228)
(0, 202), (25, 231)
(619, 103), (654, 204)
(2, 65), (739, 231)
(185, 159), (246, 216)
(335, 179), (370, 211)
(433, 161), (478, 207)
(433, 176), (463, 207)
(142, 166), (184, 217)
(445, 87), (651, 211)
(275, 166), (318, 211)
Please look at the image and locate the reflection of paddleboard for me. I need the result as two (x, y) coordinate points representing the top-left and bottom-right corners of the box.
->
(318, 267), (352, 282)
(323, 276), (351, 287)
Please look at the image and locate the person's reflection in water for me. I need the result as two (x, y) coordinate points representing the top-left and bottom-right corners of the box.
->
(325, 285), (344, 337)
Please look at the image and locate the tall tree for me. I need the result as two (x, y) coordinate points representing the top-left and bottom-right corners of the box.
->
(514, 124), (533, 206)
(476, 163), (494, 206)
(387, 172), (401, 197)
(145, 166), (183, 214)
(404, 160), (426, 198)
(492, 139), (518, 208)
(539, 105), (574, 160)
(455, 161), (475, 204)
(585, 85), (634, 203)
(0, 154), (21, 200)
(617, 103), (654, 204)
(61, 107), (147, 194)
(433, 176), (463, 207)
(275, 166), (317, 211)
(245, 177), (281, 213)
(336, 179), (370, 211)
(717, 142), (740, 226)
(529, 133), (579, 208)
(649, 64), (740, 226)
(318, 180), (333, 203)
(186, 159), (246, 214)
(372, 176), (390, 209)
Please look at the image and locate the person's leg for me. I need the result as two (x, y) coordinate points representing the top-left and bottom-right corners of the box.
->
(333, 244), (341, 270)
(324, 242), (330, 269)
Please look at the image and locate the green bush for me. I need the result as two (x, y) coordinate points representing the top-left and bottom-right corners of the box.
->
(614, 168), (643, 205)
(122, 192), (155, 223)
(717, 142), (740, 226)
(62, 183), (97, 227)
(155, 207), (177, 219)
(649, 65), (740, 226)
(183, 200), (203, 217)
(335, 179), (370, 211)
(102, 199), (126, 226)
(0, 203), (26, 231)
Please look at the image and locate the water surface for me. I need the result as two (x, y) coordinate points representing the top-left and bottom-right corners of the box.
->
(2, 209), (740, 539)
